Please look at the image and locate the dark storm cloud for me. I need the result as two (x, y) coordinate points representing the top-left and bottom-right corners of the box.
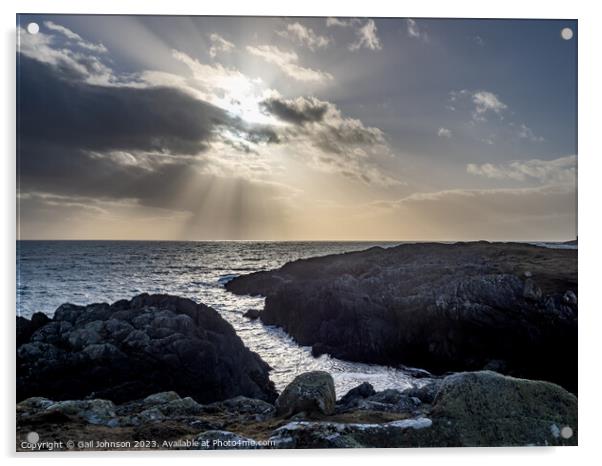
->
(260, 95), (328, 125)
(259, 94), (385, 153)
(21, 54), (236, 155)
(17, 53), (278, 208)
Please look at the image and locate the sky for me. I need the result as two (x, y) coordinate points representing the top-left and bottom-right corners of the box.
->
(16, 15), (577, 241)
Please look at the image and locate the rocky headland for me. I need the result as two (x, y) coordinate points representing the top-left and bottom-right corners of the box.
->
(226, 241), (577, 392)
(17, 294), (277, 404)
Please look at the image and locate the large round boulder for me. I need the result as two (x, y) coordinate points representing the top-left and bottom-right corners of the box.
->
(430, 371), (577, 446)
(275, 371), (336, 417)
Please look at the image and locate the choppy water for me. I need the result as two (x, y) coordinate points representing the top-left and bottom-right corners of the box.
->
(17, 240), (435, 396)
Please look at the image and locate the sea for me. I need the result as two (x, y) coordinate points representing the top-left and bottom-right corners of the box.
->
(16, 240), (575, 396)
(16, 240), (428, 395)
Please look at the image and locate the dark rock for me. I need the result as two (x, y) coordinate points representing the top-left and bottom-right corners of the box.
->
(210, 396), (275, 420)
(338, 382), (375, 406)
(17, 293), (277, 404)
(243, 309), (261, 320)
(16, 312), (50, 346)
(276, 371), (336, 417)
(401, 380), (442, 404)
(226, 242), (577, 392)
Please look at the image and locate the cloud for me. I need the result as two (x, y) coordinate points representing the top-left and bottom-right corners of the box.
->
(326, 18), (382, 52)
(437, 127), (452, 138)
(466, 155), (576, 185)
(449, 89), (546, 145)
(17, 51), (280, 211)
(277, 22), (330, 51)
(406, 19), (429, 42)
(326, 17), (360, 28)
(170, 49), (260, 102)
(18, 26), (115, 85)
(472, 90), (507, 116)
(246, 45), (333, 82)
(259, 94), (398, 185)
(449, 89), (508, 122)
(43, 21), (108, 53)
(349, 20), (382, 51)
(260, 95), (329, 124)
(209, 33), (235, 58)
(516, 123), (545, 142)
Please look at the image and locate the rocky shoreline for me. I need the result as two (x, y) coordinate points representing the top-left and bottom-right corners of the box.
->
(227, 241), (577, 392)
(17, 370), (577, 449)
(16, 242), (578, 449)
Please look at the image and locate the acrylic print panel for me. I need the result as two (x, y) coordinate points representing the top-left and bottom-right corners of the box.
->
(16, 14), (577, 451)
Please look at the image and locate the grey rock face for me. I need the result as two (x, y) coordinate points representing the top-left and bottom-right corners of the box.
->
(276, 371), (336, 417)
(428, 370), (578, 446)
(226, 242), (577, 392)
(17, 293), (277, 404)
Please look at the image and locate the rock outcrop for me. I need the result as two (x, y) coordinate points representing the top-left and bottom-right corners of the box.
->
(226, 242), (577, 392)
(17, 294), (277, 404)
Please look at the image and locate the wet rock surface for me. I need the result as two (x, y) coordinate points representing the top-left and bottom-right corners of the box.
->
(226, 242), (577, 392)
(17, 294), (277, 404)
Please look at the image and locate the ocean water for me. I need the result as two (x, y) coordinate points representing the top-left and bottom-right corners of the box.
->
(17, 240), (433, 395)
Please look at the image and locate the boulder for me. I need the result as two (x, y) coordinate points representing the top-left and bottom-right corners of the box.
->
(17, 293), (277, 404)
(276, 371), (336, 417)
(429, 371), (578, 446)
(226, 242), (577, 392)
(338, 382), (375, 406)
(243, 309), (261, 319)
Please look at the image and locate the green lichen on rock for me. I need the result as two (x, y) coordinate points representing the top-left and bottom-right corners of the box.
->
(430, 371), (577, 446)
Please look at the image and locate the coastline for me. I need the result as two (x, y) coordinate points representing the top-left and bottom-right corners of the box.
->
(16, 241), (578, 449)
